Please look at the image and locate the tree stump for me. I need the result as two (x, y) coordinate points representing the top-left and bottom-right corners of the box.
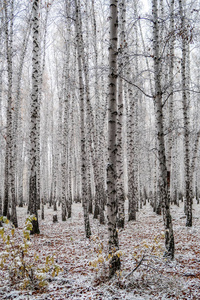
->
(109, 255), (121, 278)
(53, 215), (58, 223)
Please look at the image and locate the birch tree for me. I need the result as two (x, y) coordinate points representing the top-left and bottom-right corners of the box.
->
(29, 0), (40, 234)
(152, 0), (174, 258)
(75, 0), (91, 238)
(178, 0), (192, 227)
(116, 0), (126, 229)
(2, 0), (18, 227)
(0, 11), (2, 216)
(3, 0), (12, 218)
(107, 0), (121, 278)
(165, 0), (175, 203)
(13, 6), (33, 208)
(127, 1), (140, 222)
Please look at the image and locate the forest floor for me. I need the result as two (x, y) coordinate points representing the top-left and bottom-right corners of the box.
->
(0, 200), (200, 299)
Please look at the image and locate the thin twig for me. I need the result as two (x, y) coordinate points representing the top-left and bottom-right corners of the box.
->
(118, 75), (154, 99)
(125, 255), (145, 279)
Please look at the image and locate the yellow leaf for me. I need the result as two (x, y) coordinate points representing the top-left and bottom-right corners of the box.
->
(0, 228), (4, 238)
(98, 256), (104, 263)
(52, 270), (55, 277)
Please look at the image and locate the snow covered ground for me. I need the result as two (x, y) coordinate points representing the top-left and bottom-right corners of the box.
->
(0, 200), (199, 299)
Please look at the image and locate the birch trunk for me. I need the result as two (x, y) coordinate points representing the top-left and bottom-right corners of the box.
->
(3, 1), (11, 218)
(152, 0), (174, 258)
(127, 4), (139, 221)
(61, 52), (70, 221)
(116, 0), (126, 229)
(8, 0), (17, 227)
(75, 0), (91, 238)
(13, 8), (32, 209)
(107, 0), (120, 278)
(167, 0), (175, 200)
(3, 0), (18, 226)
(178, 0), (192, 227)
(0, 1), (3, 215)
(29, 0), (40, 234)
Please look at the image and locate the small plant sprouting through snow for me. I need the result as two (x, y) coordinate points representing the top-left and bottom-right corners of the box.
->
(0, 215), (62, 290)
(89, 235), (124, 282)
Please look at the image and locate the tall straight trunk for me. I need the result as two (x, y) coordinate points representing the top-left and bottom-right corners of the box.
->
(116, 0), (126, 229)
(91, 0), (100, 218)
(167, 0), (175, 200)
(14, 8), (33, 209)
(107, 0), (120, 278)
(75, 0), (91, 238)
(67, 133), (72, 218)
(3, 0), (18, 227)
(127, 72), (136, 221)
(0, 69), (2, 216)
(36, 3), (50, 211)
(29, 0), (40, 234)
(152, 0), (174, 258)
(52, 54), (64, 207)
(0, 0), (3, 214)
(8, 0), (17, 227)
(133, 1), (140, 214)
(3, 1), (11, 218)
(127, 4), (139, 221)
(178, 0), (192, 227)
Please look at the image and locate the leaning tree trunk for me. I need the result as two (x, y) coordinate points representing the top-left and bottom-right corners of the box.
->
(29, 0), (40, 235)
(152, 0), (174, 259)
(107, 0), (121, 278)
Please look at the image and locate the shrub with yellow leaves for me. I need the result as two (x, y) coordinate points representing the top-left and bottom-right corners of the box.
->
(89, 235), (124, 283)
(124, 231), (166, 281)
(89, 235), (105, 273)
(132, 231), (165, 262)
(0, 215), (62, 290)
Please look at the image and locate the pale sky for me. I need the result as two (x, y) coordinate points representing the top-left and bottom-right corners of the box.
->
(143, 0), (151, 13)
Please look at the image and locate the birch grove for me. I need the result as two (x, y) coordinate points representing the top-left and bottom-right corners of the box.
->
(0, 0), (200, 279)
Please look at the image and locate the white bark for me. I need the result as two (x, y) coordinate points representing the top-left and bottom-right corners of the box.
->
(152, 0), (174, 258)
(116, 0), (126, 228)
(178, 0), (192, 227)
(107, 0), (120, 278)
(75, 0), (91, 238)
(29, 0), (40, 234)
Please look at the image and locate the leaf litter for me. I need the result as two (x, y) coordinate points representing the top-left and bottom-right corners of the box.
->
(0, 200), (200, 299)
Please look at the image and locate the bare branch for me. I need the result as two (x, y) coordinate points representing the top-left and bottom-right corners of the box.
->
(118, 75), (154, 99)
(125, 254), (145, 279)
